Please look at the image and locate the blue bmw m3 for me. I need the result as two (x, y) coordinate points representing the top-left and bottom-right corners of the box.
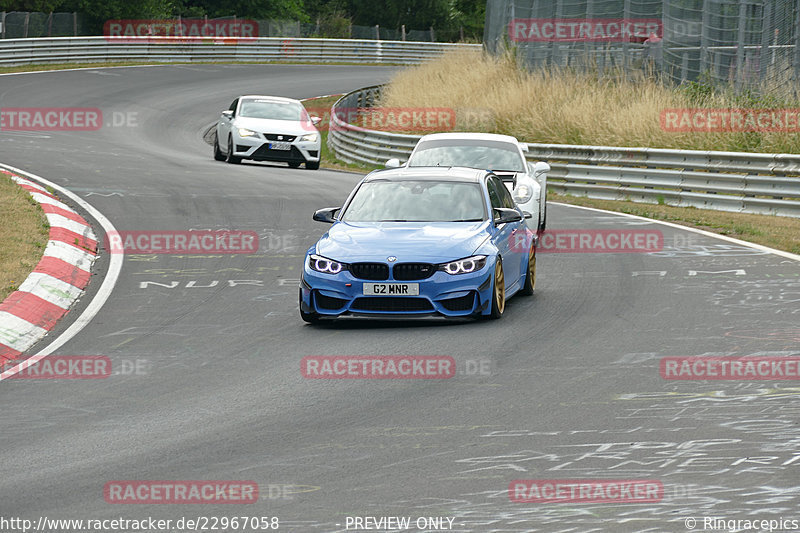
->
(299, 167), (537, 322)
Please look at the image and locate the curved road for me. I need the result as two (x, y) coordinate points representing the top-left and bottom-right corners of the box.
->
(1, 64), (799, 532)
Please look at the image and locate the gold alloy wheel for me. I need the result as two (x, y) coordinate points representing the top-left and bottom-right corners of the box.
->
(494, 260), (505, 315)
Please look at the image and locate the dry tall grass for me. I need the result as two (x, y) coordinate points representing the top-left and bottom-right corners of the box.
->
(380, 49), (800, 153)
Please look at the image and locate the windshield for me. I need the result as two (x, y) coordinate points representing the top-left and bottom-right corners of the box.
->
(342, 180), (486, 222)
(238, 99), (306, 121)
(408, 139), (527, 172)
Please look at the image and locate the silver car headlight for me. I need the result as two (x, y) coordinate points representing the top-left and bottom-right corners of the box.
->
(438, 255), (487, 275)
(308, 254), (345, 274)
(300, 133), (319, 142)
(512, 184), (533, 204)
(237, 128), (257, 137)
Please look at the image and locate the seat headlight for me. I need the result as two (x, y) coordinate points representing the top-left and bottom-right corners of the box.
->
(300, 133), (319, 142)
(237, 128), (257, 137)
(513, 184), (533, 204)
(309, 254), (346, 274)
(439, 255), (487, 275)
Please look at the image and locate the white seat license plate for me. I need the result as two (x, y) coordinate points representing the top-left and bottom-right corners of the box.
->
(363, 283), (419, 296)
(269, 141), (291, 150)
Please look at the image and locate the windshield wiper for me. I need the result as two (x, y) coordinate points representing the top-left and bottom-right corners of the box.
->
(377, 219), (411, 222)
(451, 218), (483, 222)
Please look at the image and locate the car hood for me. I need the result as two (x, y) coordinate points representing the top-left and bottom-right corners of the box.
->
(233, 116), (316, 135)
(316, 221), (490, 263)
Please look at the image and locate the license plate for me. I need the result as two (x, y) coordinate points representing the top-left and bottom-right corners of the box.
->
(269, 141), (291, 151)
(363, 283), (419, 296)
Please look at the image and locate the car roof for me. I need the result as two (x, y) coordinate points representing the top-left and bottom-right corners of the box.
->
(364, 166), (491, 183)
(416, 132), (522, 145)
(238, 95), (302, 104)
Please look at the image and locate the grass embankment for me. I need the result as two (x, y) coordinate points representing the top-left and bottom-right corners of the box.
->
(380, 49), (800, 153)
(0, 174), (50, 301)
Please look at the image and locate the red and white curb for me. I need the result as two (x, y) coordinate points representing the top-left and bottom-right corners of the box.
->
(0, 170), (97, 369)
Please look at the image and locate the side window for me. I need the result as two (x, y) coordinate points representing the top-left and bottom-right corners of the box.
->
(496, 178), (517, 209)
(228, 99), (239, 116)
(486, 177), (504, 210)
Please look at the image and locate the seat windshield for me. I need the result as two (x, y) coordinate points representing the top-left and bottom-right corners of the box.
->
(342, 180), (486, 223)
(408, 139), (526, 172)
(239, 99), (306, 121)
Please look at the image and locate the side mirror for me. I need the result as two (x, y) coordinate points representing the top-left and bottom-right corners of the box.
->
(523, 211), (533, 219)
(222, 110), (233, 119)
(493, 208), (523, 225)
(313, 207), (340, 223)
(531, 161), (550, 178)
(310, 116), (322, 125)
(385, 158), (401, 168)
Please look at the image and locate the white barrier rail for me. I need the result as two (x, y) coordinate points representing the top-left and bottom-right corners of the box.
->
(328, 85), (800, 218)
(0, 36), (479, 66)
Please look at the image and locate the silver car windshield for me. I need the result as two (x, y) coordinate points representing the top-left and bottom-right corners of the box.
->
(408, 139), (526, 172)
(342, 180), (486, 223)
(239, 100), (306, 121)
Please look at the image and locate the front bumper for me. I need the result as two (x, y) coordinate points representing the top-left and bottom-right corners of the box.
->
(300, 260), (495, 319)
(233, 133), (321, 163)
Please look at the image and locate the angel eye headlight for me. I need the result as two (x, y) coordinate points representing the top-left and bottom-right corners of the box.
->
(309, 254), (345, 274)
(513, 184), (533, 203)
(300, 133), (319, 142)
(439, 255), (487, 275)
(237, 128), (257, 137)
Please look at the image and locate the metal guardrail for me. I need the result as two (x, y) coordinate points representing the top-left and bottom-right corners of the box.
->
(328, 86), (800, 218)
(0, 36), (480, 66)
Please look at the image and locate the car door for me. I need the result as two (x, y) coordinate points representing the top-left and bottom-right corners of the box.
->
(486, 175), (523, 290)
(217, 98), (238, 151)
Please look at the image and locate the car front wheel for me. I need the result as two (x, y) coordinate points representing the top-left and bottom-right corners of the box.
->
(299, 289), (320, 324)
(306, 161), (320, 170)
(226, 136), (242, 164)
(488, 259), (505, 319)
(213, 133), (225, 161)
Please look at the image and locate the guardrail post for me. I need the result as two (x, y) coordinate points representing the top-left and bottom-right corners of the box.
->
(24, 12), (30, 38)
(735, 0), (747, 91)
(794, 0), (800, 91)
(374, 24), (379, 40)
(1, 12), (5, 39)
(401, 24), (406, 41)
(47, 12), (53, 37)
(72, 12), (77, 36)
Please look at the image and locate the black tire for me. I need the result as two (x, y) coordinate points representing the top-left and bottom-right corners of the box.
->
(226, 136), (242, 164)
(288, 161), (302, 169)
(306, 160), (320, 170)
(488, 259), (505, 319)
(299, 289), (320, 324)
(520, 245), (536, 296)
(539, 202), (547, 232)
(213, 133), (226, 161)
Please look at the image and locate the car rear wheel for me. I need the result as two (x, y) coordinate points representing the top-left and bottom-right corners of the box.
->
(299, 289), (320, 324)
(213, 133), (225, 161)
(520, 245), (536, 296)
(306, 161), (320, 170)
(226, 136), (242, 164)
(489, 259), (505, 319)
